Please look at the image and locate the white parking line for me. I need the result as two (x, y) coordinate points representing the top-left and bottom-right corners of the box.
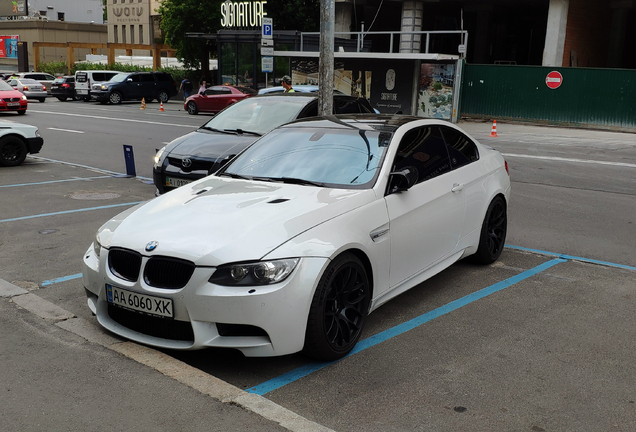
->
(29, 110), (196, 128)
(48, 127), (85, 134)
(502, 153), (636, 169)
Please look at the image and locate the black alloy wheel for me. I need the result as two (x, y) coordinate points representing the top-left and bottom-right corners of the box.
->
(0, 136), (28, 167)
(186, 101), (198, 115)
(471, 195), (507, 264)
(304, 253), (370, 360)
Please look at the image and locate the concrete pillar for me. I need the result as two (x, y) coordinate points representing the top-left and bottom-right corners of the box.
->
(465, 4), (493, 64)
(335, 0), (353, 39)
(542, 0), (569, 66)
(400, 1), (423, 53)
(607, 0), (634, 68)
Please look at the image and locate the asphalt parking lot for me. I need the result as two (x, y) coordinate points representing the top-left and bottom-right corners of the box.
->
(2, 145), (636, 431)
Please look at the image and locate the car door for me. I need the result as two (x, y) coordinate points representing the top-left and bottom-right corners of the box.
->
(384, 125), (466, 289)
(140, 73), (157, 99)
(205, 87), (234, 112)
(123, 74), (142, 99)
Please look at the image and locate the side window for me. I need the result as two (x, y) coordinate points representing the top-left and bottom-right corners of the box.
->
(141, 74), (156, 83)
(334, 99), (362, 114)
(155, 73), (171, 82)
(392, 126), (451, 185)
(128, 74), (141, 83)
(206, 87), (231, 95)
(298, 101), (318, 118)
(439, 126), (479, 169)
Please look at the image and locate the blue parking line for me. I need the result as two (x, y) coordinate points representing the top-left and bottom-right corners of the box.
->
(0, 202), (143, 223)
(42, 273), (83, 287)
(505, 245), (636, 272)
(0, 176), (111, 188)
(247, 257), (567, 395)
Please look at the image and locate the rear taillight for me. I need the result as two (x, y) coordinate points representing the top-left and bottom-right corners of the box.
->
(23, 86), (28, 91)
(61, 83), (70, 88)
(505, 160), (509, 175)
(43, 86), (47, 91)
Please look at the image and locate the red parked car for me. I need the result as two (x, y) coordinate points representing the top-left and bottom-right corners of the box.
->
(0, 79), (28, 114)
(184, 85), (257, 115)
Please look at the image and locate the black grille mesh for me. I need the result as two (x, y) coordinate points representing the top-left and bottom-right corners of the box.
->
(144, 256), (195, 289)
(108, 248), (142, 282)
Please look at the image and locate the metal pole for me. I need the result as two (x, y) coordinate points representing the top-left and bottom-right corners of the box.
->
(318, 0), (334, 116)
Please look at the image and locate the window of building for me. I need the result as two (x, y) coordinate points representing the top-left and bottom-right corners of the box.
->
(139, 25), (143, 44)
(39, 10), (47, 16)
(58, 12), (65, 21)
(114, 25), (118, 43)
(130, 25), (135, 44)
(122, 25), (126, 44)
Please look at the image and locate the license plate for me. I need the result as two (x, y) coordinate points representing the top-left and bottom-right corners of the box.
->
(77, 89), (88, 94)
(7, 102), (19, 107)
(51, 85), (58, 89)
(33, 87), (42, 91)
(106, 284), (174, 318)
(166, 176), (192, 187)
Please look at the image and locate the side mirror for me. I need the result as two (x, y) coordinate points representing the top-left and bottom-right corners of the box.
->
(388, 166), (418, 193)
(126, 78), (133, 82)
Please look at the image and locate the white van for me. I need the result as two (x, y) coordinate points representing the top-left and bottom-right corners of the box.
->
(74, 70), (119, 101)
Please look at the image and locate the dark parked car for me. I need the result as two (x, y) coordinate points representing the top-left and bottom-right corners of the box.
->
(91, 71), (178, 104)
(50, 76), (79, 101)
(185, 85), (257, 115)
(153, 93), (375, 194)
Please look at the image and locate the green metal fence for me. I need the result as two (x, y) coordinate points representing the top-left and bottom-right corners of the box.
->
(460, 63), (636, 131)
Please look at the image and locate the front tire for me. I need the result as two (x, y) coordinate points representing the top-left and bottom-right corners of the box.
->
(471, 195), (507, 264)
(109, 92), (122, 104)
(17, 109), (26, 115)
(303, 253), (370, 361)
(186, 101), (198, 115)
(0, 136), (28, 167)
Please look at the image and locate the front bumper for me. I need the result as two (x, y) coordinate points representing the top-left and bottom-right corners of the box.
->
(27, 137), (44, 154)
(90, 90), (110, 101)
(83, 244), (328, 357)
(0, 101), (27, 111)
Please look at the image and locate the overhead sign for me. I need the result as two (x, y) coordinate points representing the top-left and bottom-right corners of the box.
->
(546, 71), (563, 89)
(262, 17), (273, 39)
(0, 0), (28, 17)
(262, 56), (273, 73)
(221, 1), (267, 28)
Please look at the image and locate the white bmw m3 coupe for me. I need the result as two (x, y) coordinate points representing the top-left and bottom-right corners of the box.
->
(83, 115), (510, 360)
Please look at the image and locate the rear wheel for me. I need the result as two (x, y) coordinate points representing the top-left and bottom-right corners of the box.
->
(157, 90), (169, 103)
(57, 97), (67, 102)
(186, 101), (198, 115)
(38, 98), (46, 103)
(303, 253), (370, 360)
(471, 196), (507, 264)
(0, 136), (28, 167)
(109, 92), (122, 104)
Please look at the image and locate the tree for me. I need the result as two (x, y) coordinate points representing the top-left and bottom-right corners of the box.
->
(157, 0), (222, 75)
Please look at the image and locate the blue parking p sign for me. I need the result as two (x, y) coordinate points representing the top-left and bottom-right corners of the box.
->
(262, 18), (273, 39)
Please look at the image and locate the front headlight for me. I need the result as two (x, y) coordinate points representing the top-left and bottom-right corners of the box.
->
(101, 85), (108, 90)
(209, 258), (300, 286)
(35, 129), (41, 138)
(154, 145), (167, 166)
(21, 95), (27, 101)
(93, 233), (103, 257)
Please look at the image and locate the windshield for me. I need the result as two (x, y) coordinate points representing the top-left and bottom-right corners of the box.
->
(0, 80), (14, 91)
(20, 79), (40, 85)
(221, 125), (391, 188)
(109, 73), (130, 83)
(202, 97), (310, 135)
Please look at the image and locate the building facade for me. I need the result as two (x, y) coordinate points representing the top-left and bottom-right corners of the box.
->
(22, 0), (104, 24)
(107, 0), (152, 45)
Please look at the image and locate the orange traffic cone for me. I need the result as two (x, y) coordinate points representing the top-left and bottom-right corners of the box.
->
(160, 101), (165, 112)
(140, 98), (146, 110)
(490, 119), (498, 137)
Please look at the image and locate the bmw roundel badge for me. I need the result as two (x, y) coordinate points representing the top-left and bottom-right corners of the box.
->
(145, 241), (159, 252)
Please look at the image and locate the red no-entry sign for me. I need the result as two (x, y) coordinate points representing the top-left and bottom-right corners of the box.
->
(546, 71), (563, 89)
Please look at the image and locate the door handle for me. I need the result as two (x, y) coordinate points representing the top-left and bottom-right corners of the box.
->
(451, 183), (464, 192)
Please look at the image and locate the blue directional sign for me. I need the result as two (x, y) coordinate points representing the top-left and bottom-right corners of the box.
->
(262, 18), (273, 39)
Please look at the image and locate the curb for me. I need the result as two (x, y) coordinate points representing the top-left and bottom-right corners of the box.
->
(0, 278), (334, 432)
